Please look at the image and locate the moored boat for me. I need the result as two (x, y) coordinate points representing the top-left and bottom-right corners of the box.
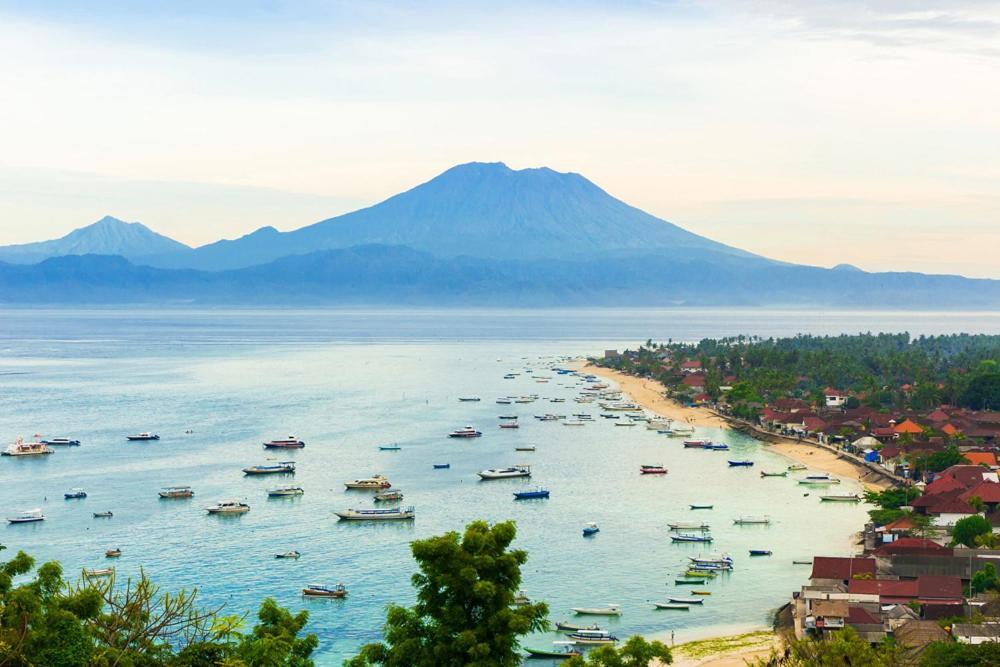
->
(302, 583), (348, 597)
(159, 486), (194, 499)
(554, 621), (603, 632)
(478, 465), (530, 480)
(499, 422), (520, 429)
(448, 426), (483, 438)
(666, 596), (704, 604)
(344, 475), (391, 490)
(515, 445), (536, 452)
(374, 489), (403, 502)
(84, 568), (114, 578)
(570, 604), (621, 616)
(126, 432), (159, 441)
(3, 439), (54, 457)
(268, 486), (304, 497)
(206, 499), (250, 514)
(276, 551), (301, 559)
(7, 508), (44, 524)
(41, 437), (80, 446)
(749, 549), (773, 556)
(689, 504), (713, 510)
(640, 465), (668, 475)
(733, 516), (771, 525)
(760, 471), (788, 477)
(820, 494), (862, 502)
(513, 487), (549, 500)
(566, 629), (619, 644)
(335, 506), (415, 521)
(105, 548), (121, 558)
(93, 511), (113, 518)
(458, 396), (481, 402)
(263, 436), (305, 449)
(582, 522), (600, 537)
(671, 533), (713, 543)
(524, 643), (581, 659)
(64, 488), (87, 499)
(787, 463), (807, 471)
(433, 463), (451, 469)
(728, 460), (754, 467)
(378, 444), (401, 451)
(683, 439), (710, 447)
(668, 522), (710, 530)
(243, 461), (296, 475)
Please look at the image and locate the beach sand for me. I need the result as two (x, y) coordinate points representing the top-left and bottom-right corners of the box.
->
(663, 631), (780, 667)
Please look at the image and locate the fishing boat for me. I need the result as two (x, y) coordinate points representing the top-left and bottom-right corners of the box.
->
(683, 570), (717, 578)
(683, 439), (710, 448)
(798, 477), (841, 486)
(93, 511), (113, 518)
(448, 426), (483, 438)
(374, 490), (403, 502)
(793, 560), (813, 565)
(787, 463), (807, 471)
(749, 549), (773, 556)
(570, 604), (621, 616)
(562, 420), (586, 426)
(126, 433), (159, 441)
(84, 568), (114, 578)
(671, 533), (713, 543)
(7, 509), (44, 524)
(498, 415), (518, 420)
(158, 486), (194, 499)
(499, 422), (520, 429)
(689, 504), (713, 510)
(514, 590), (531, 605)
(668, 522), (710, 530)
(689, 555), (733, 566)
(378, 444), (401, 451)
(275, 551), (301, 559)
(733, 516), (771, 525)
(554, 621), (603, 632)
(64, 488), (87, 499)
(243, 461), (296, 475)
(582, 522), (600, 537)
(2, 439), (54, 456)
(513, 487), (550, 500)
(614, 420), (636, 427)
(515, 445), (536, 452)
(263, 436), (305, 449)
(692, 590), (712, 596)
(688, 562), (732, 571)
(478, 465), (530, 480)
(674, 579), (705, 585)
(646, 419), (671, 430)
(433, 463), (450, 469)
(670, 423), (696, 436)
(524, 644), (582, 659)
(760, 471), (788, 477)
(640, 465), (668, 475)
(335, 506), (415, 521)
(206, 499), (250, 514)
(302, 583), (348, 598)
(496, 398), (513, 404)
(550, 398), (566, 403)
(41, 437), (80, 446)
(728, 460), (754, 467)
(566, 629), (619, 645)
(708, 443), (730, 450)
(105, 548), (121, 558)
(667, 596), (704, 604)
(820, 494), (862, 502)
(458, 397), (481, 402)
(268, 486), (304, 497)
(344, 475), (391, 490)
(535, 414), (560, 421)
(503, 374), (517, 379)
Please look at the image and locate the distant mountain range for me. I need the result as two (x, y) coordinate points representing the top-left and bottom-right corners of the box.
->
(0, 162), (997, 307)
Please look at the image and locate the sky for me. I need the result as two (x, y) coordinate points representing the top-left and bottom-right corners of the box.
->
(0, 0), (998, 277)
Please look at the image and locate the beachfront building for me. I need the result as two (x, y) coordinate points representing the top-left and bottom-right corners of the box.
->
(825, 388), (848, 408)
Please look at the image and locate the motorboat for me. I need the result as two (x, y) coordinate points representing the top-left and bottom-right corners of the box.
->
(554, 621), (603, 632)
(206, 499), (250, 514)
(64, 488), (87, 499)
(787, 463), (808, 471)
(7, 508), (44, 523)
(126, 433), (159, 441)
(302, 583), (348, 597)
(448, 426), (483, 438)
(798, 477), (841, 485)
(728, 460), (754, 467)
(689, 555), (733, 566)
(335, 506), (415, 521)
(668, 522), (710, 530)
(379, 444), (401, 451)
(570, 604), (621, 616)
(106, 548), (122, 558)
(671, 533), (713, 543)
(496, 398), (513, 404)
(41, 437), (80, 446)
(566, 629), (619, 644)
(614, 420), (636, 427)
(159, 486), (194, 499)
(275, 551), (301, 559)
(523, 643), (582, 659)
(683, 439), (711, 448)
(515, 446), (536, 452)
(820, 494), (862, 502)
(653, 602), (690, 610)
(514, 589), (531, 605)
(689, 504), (713, 510)
(499, 422), (520, 429)
(670, 423), (696, 436)
(3, 439), (54, 456)
(640, 465), (667, 475)
(374, 489), (403, 502)
(433, 463), (450, 469)
(268, 486), (304, 497)
(760, 471), (788, 477)
(513, 487), (550, 500)
(458, 396), (481, 402)
(243, 461), (296, 475)
(749, 549), (773, 556)
(264, 436), (305, 449)
(733, 516), (771, 525)
(562, 420), (586, 426)
(93, 511), (113, 518)
(84, 568), (114, 578)
(344, 475), (391, 489)
(498, 415), (518, 420)
(478, 465), (530, 480)
(708, 443), (730, 450)
(582, 522), (599, 537)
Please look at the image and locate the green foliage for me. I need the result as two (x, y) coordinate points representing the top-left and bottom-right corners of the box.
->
(564, 635), (672, 666)
(868, 508), (905, 526)
(924, 446), (966, 473)
(960, 369), (1000, 410)
(347, 520), (548, 667)
(920, 639), (1000, 666)
(971, 562), (1000, 595)
(864, 487), (921, 510)
(951, 515), (992, 548)
(750, 627), (907, 666)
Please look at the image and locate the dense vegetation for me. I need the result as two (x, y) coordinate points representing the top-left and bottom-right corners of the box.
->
(600, 333), (1000, 410)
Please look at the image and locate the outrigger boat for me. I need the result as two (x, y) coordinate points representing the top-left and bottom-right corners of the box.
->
(7, 509), (44, 524)
(513, 487), (550, 500)
(554, 621), (603, 632)
(93, 511), (113, 518)
(344, 475), (391, 490)
(734, 516), (771, 525)
(566, 629), (619, 644)
(268, 486), (304, 497)
(689, 504), (713, 510)
(668, 522), (710, 530)
(243, 461), (295, 475)
(728, 460), (754, 467)
(640, 465), (668, 475)
(302, 583), (347, 597)
(159, 486), (194, 498)
(570, 604), (621, 616)
(671, 533), (713, 543)
(335, 506), (415, 521)
(760, 471), (788, 477)
(820, 494), (862, 502)
(126, 433), (159, 441)
(374, 490), (403, 502)
(275, 551), (301, 559)
(263, 436), (305, 449)
(524, 643), (581, 659)
(478, 465), (530, 480)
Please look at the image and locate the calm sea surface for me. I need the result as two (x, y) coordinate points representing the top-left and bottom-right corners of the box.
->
(2, 308), (998, 664)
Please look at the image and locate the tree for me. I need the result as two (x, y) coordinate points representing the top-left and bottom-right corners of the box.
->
(920, 639), (1000, 666)
(971, 562), (999, 595)
(951, 515), (992, 548)
(750, 626), (907, 666)
(925, 446), (965, 473)
(564, 635), (672, 666)
(235, 598), (317, 667)
(348, 520), (548, 667)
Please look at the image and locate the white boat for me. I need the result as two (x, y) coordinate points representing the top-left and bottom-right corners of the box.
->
(159, 486), (194, 499)
(448, 426), (483, 438)
(478, 465), (531, 480)
(458, 396), (481, 402)
(84, 568), (114, 578)
(496, 398), (513, 404)
(374, 489), (403, 502)
(206, 499), (250, 514)
(344, 475), (391, 489)
(268, 486), (304, 497)
(126, 432), (159, 441)
(243, 461), (296, 475)
(646, 419), (671, 430)
(2, 439), (54, 457)
(263, 436), (305, 449)
(562, 420), (586, 427)
(335, 506), (415, 521)
(614, 420), (636, 427)
(566, 629), (619, 644)
(600, 402), (640, 411)
(668, 522), (710, 530)
(571, 604), (621, 616)
(669, 423), (696, 436)
(7, 508), (44, 523)
(41, 437), (80, 446)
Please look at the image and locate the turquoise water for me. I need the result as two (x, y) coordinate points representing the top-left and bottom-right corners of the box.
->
(2, 308), (997, 664)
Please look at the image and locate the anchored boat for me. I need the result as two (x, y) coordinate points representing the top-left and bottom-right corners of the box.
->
(126, 433), (159, 441)
(335, 506), (415, 521)
(640, 465), (668, 475)
(571, 604), (621, 616)
(302, 583), (348, 597)
(268, 486), (304, 497)
(7, 508), (44, 524)
(243, 461), (295, 475)
(3, 439), (54, 457)
(41, 437), (80, 446)
(478, 465), (531, 480)
(206, 499), (250, 514)
(264, 436), (305, 449)
(513, 487), (550, 500)
(448, 426), (483, 438)
(159, 486), (194, 499)
(344, 475), (391, 490)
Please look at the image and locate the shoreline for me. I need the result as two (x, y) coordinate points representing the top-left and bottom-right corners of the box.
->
(582, 362), (890, 491)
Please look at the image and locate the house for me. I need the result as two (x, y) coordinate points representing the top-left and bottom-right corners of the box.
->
(923, 497), (978, 527)
(806, 599), (849, 633)
(894, 619), (948, 654)
(894, 418), (925, 436)
(951, 623), (1000, 645)
(848, 578), (919, 604)
(959, 481), (1000, 512)
(681, 373), (705, 389)
(963, 451), (998, 469)
(825, 388), (848, 408)
(927, 409), (951, 423)
(679, 360), (702, 374)
(872, 538), (953, 557)
(810, 557), (876, 586)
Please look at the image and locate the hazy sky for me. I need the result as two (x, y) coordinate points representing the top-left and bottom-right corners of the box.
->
(1, 1), (998, 277)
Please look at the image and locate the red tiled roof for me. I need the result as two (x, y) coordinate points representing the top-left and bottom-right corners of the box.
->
(895, 418), (924, 435)
(849, 579), (918, 598)
(960, 481), (1000, 503)
(847, 606), (882, 625)
(925, 498), (976, 515)
(825, 387), (845, 397)
(680, 360), (702, 369)
(939, 465), (993, 488)
(810, 556), (876, 581)
(682, 374), (705, 387)
(880, 515), (916, 532)
(941, 423), (959, 436)
(921, 477), (966, 496)
(917, 575), (963, 601)
(803, 416), (828, 432)
(963, 452), (998, 468)
(872, 538), (952, 557)
(927, 409), (951, 423)
(880, 446), (902, 460)
(872, 427), (896, 437)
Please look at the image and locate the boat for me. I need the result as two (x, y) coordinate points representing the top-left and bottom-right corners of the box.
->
(158, 486), (194, 499)
(647, 419), (671, 430)
(302, 583), (348, 597)
(674, 579), (705, 585)
(668, 522), (710, 530)
(93, 511), (113, 518)
(448, 426), (483, 438)
(524, 644), (582, 659)
(670, 423), (696, 436)
(374, 490), (404, 502)
(554, 621), (603, 632)
(689, 555), (733, 566)
(683, 570), (717, 578)
(683, 439), (710, 448)
(688, 562), (732, 571)
(499, 422), (520, 429)
(614, 420), (636, 427)
(733, 516), (771, 525)
(458, 397), (481, 402)
(433, 463), (451, 469)
(268, 486), (304, 497)
(562, 420), (585, 426)
(7, 508), (44, 524)
(478, 465), (531, 480)
(263, 436), (305, 449)
(344, 475), (391, 490)
(666, 596), (704, 604)
(798, 477), (841, 486)
(2, 439), (54, 456)
(378, 444), (401, 451)
(503, 374), (517, 379)
(728, 460), (754, 467)
(582, 522), (600, 537)
(760, 471), (788, 477)
(126, 433), (159, 441)
(671, 533), (713, 543)
(64, 488), (87, 499)
(692, 590), (711, 596)
(550, 398), (566, 403)
(206, 499), (250, 514)
(820, 494), (862, 502)
(105, 549), (121, 558)
(689, 504), (713, 510)
(708, 443), (730, 450)
(793, 560), (813, 565)
(787, 463), (807, 471)
(513, 487), (550, 500)
(535, 414), (561, 421)
(571, 604), (621, 616)
(41, 437), (80, 446)
(498, 415), (518, 420)
(749, 549), (773, 556)
(335, 506), (415, 521)
(275, 551), (301, 559)
(514, 590), (531, 605)
(243, 461), (295, 475)
(496, 398), (513, 404)
(640, 465), (668, 475)
(566, 629), (619, 644)
(84, 568), (114, 578)
(653, 603), (690, 610)
(515, 446), (536, 452)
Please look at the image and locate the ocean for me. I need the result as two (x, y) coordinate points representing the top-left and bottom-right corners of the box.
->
(2, 307), (998, 664)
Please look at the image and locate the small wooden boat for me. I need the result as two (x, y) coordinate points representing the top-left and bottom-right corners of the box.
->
(582, 522), (600, 537)
(84, 568), (114, 578)
(433, 463), (450, 469)
(374, 490), (403, 502)
(268, 487), (304, 497)
(571, 604), (621, 616)
(674, 579), (705, 585)
(159, 486), (194, 499)
(458, 397), (481, 402)
(640, 465), (668, 475)
(793, 560), (813, 565)
(671, 534), (713, 543)
(689, 504), (713, 510)
(105, 549), (121, 558)
(691, 590), (711, 596)
(93, 511), (113, 518)
(820, 494), (861, 502)
(668, 522), (710, 531)
(708, 443), (729, 450)
(206, 500), (250, 514)
(243, 462), (296, 475)
(515, 446), (536, 452)
(275, 551), (301, 559)
(728, 460), (754, 467)
(667, 596), (704, 604)
(554, 621), (602, 632)
(499, 422), (520, 429)
(787, 464), (807, 471)
(513, 488), (550, 500)
(302, 583), (347, 598)
(760, 471), (788, 477)
(524, 644), (581, 659)
(749, 549), (772, 556)
(653, 602), (689, 610)
(683, 570), (717, 578)
(733, 516), (771, 525)
(378, 444), (401, 451)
